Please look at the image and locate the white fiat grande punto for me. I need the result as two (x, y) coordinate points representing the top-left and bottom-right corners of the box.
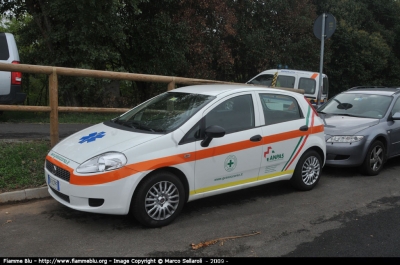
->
(45, 84), (326, 227)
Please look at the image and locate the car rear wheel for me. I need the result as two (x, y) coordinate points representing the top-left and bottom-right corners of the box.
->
(290, 150), (321, 191)
(361, 140), (385, 176)
(131, 171), (185, 228)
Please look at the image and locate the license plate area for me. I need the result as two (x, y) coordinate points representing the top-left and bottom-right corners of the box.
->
(48, 175), (60, 191)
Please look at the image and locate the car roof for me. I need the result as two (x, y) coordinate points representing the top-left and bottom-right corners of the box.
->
(345, 87), (400, 96)
(171, 84), (299, 97)
(256, 69), (327, 77)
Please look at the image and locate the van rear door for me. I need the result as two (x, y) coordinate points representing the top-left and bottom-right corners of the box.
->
(0, 32), (24, 104)
(0, 33), (11, 95)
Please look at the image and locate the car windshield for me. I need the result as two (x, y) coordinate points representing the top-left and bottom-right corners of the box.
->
(113, 92), (215, 133)
(318, 93), (392, 119)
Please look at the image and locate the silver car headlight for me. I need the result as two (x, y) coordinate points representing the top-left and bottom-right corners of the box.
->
(76, 152), (127, 174)
(326, 136), (364, 143)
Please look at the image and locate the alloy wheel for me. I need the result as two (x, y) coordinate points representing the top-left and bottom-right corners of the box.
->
(144, 181), (180, 221)
(301, 156), (320, 185)
(369, 145), (383, 172)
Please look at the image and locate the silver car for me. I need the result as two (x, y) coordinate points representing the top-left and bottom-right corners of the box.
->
(318, 87), (400, 175)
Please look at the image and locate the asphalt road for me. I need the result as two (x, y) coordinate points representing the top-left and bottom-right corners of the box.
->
(0, 123), (94, 140)
(1, 159), (400, 258)
(1, 123), (400, 258)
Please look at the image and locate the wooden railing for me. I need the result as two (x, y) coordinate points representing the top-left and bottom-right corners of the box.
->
(0, 63), (304, 147)
(0, 63), (238, 146)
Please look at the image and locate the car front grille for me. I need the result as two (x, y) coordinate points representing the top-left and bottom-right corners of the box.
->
(46, 159), (70, 182)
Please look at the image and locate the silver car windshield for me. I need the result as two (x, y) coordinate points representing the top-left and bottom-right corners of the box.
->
(113, 92), (215, 133)
(319, 93), (392, 119)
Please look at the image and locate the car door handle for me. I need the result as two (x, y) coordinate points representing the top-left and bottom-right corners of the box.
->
(250, 135), (262, 142)
(299, 125), (309, 131)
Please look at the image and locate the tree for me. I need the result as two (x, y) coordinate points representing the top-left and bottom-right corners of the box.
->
(229, 0), (322, 82)
(174, 0), (237, 81)
(1, 0), (145, 106)
(3, 0), (400, 106)
(314, 0), (400, 95)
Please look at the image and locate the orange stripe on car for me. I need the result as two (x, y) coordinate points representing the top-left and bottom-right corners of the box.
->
(47, 124), (324, 186)
(311, 73), (318, 79)
(46, 155), (138, 185)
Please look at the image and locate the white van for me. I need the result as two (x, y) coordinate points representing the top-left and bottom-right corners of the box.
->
(247, 69), (329, 105)
(0, 32), (25, 104)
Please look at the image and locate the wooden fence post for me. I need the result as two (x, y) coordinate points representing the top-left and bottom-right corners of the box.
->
(167, 78), (175, 91)
(49, 68), (59, 147)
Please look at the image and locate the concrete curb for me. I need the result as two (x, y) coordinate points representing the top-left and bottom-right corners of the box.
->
(0, 186), (50, 204)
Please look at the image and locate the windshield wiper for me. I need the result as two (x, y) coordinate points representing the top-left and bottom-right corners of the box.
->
(114, 119), (137, 129)
(113, 118), (164, 132)
(131, 121), (156, 132)
(332, 113), (361, 117)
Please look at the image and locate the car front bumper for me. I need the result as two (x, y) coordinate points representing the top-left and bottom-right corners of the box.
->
(325, 139), (370, 167)
(45, 167), (141, 215)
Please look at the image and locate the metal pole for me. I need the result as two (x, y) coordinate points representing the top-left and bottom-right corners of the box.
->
(317, 13), (326, 108)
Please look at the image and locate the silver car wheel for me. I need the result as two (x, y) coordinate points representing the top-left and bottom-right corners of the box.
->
(369, 145), (383, 172)
(301, 156), (320, 185)
(145, 181), (180, 221)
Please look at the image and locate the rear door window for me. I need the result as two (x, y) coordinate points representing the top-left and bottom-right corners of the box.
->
(259, 93), (303, 125)
(276, 76), (295, 88)
(299, 78), (316, 94)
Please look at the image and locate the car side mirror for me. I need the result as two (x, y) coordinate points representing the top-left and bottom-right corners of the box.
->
(201, 125), (225, 147)
(392, 112), (400, 120)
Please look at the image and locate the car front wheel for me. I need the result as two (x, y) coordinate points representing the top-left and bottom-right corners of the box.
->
(131, 171), (185, 228)
(361, 140), (385, 176)
(290, 150), (322, 191)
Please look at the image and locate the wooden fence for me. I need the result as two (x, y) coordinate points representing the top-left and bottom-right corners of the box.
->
(0, 63), (238, 146)
(0, 62), (303, 147)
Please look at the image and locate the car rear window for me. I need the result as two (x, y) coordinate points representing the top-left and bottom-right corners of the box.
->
(0, 33), (10, 60)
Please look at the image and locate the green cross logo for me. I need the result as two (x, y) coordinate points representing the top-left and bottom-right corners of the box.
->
(224, 155), (237, 172)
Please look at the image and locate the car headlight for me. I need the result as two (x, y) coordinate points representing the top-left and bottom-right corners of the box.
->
(76, 152), (127, 174)
(326, 136), (364, 143)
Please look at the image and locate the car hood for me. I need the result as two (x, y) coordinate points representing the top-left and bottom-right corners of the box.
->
(320, 114), (379, 136)
(51, 123), (163, 163)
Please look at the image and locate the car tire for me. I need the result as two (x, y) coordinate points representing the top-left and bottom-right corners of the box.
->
(290, 150), (322, 191)
(131, 171), (185, 228)
(361, 140), (385, 176)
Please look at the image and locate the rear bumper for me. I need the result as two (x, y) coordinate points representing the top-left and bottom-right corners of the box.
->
(0, 84), (26, 104)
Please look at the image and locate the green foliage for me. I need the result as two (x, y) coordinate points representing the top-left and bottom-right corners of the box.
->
(1, 0), (400, 102)
(314, 0), (400, 95)
(231, 0), (322, 82)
